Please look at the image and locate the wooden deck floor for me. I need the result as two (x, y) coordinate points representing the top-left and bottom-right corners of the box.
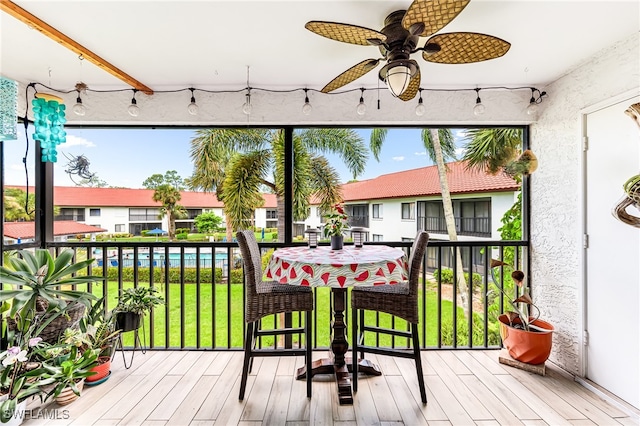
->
(20, 349), (640, 426)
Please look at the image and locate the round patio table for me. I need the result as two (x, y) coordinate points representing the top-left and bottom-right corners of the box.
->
(266, 245), (408, 404)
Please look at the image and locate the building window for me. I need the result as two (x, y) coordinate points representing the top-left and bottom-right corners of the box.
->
(372, 203), (382, 219)
(129, 208), (160, 221)
(346, 204), (369, 228)
(417, 199), (491, 237)
(55, 208), (85, 222)
(266, 209), (277, 219)
(115, 224), (125, 232)
(401, 202), (415, 220)
(89, 208), (100, 217)
(372, 234), (383, 242)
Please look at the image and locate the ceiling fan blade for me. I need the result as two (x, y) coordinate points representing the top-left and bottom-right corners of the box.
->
(321, 59), (381, 93)
(422, 32), (511, 64)
(305, 21), (386, 46)
(399, 68), (421, 102)
(402, 0), (470, 37)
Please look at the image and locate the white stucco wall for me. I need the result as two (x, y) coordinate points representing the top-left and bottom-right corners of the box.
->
(530, 33), (640, 374)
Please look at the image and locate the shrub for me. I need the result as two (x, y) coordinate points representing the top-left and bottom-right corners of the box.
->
(176, 228), (191, 235)
(176, 233), (188, 240)
(92, 267), (223, 284)
(433, 268), (483, 289)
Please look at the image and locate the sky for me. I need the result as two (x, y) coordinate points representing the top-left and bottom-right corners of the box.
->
(3, 127), (468, 189)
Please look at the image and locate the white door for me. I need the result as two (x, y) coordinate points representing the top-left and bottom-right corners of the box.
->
(584, 94), (640, 409)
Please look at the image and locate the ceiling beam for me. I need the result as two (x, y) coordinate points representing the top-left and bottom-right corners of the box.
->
(0, 0), (154, 95)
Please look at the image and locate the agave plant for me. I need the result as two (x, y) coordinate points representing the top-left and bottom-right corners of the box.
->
(0, 249), (98, 320)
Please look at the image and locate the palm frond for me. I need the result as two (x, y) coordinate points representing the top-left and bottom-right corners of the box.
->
(297, 128), (368, 179)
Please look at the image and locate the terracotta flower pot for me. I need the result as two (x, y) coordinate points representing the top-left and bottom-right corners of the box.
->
(86, 357), (111, 383)
(55, 379), (84, 406)
(498, 314), (554, 365)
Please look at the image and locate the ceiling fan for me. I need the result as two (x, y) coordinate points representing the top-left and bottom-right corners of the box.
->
(305, 0), (510, 101)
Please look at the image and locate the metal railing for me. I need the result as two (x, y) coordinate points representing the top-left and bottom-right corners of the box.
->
(9, 239), (528, 352)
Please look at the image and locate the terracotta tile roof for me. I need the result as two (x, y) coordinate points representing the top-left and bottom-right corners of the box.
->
(3, 221), (107, 240)
(7, 186), (277, 209)
(341, 161), (519, 202)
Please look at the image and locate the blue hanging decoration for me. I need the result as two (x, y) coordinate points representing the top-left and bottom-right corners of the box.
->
(31, 93), (66, 162)
(0, 77), (18, 141)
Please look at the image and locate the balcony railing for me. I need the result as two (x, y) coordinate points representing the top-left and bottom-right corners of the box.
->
(8, 239), (527, 352)
(418, 216), (492, 237)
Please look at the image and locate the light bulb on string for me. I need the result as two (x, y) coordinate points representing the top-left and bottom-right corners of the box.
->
(356, 88), (366, 116)
(526, 88), (538, 115)
(415, 89), (425, 116)
(473, 88), (485, 116)
(242, 90), (252, 115)
(302, 89), (312, 115)
(72, 91), (86, 116)
(128, 89), (140, 117)
(187, 88), (199, 115)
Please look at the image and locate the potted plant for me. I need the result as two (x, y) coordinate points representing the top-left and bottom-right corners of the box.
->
(489, 261), (554, 365)
(0, 315), (48, 425)
(30, 345), (98, 406)
(80, 298), (120, 384)
(114, 287), (164, 333)
(0, 249), (98, 344)
(323, 203), (349, 250)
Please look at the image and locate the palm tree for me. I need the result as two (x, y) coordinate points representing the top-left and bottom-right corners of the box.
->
(461, 128), (523, 175)
(4, 188), (35, 221)
(370, 128), (470, 308)
(188, 128), (368, 241)
(152, 184), (187, 241)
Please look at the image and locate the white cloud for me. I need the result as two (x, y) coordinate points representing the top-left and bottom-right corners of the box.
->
(60, 135), (96, 148)
(392, 156), (404, 161)
(414, 151), (427, 156)
(455, 147), (466, 158)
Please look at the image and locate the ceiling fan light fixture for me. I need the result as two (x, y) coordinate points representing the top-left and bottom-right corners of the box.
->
(380, 60), (418, 98)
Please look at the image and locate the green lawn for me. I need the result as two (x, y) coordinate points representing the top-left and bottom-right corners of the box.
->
(91, 280), (500, 349)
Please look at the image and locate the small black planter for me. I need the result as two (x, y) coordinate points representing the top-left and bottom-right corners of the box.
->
(116, 312), (141, 332)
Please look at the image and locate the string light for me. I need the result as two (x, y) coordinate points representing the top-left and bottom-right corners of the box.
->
(72, 90), (86, 116)
(356, 88), (366, 116)
(242, 89), (252, 115)
(187, 88), (199, 115)
(526, 87), (547, 115)
(302, 88), (312, 115)
(128, 89), (140, 117)
(23, 82), (546, 118)
(473, 88), (485, 116)
(415, 89), (425, 116)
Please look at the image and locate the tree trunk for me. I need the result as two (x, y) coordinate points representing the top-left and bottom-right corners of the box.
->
(276, 195), (285, 243)
(168, 212), (175, 241)
(429, 129), (469, 312)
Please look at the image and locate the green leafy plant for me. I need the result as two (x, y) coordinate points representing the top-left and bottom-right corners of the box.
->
(323, 203), (349, 237)
(115, 287), (164, 316)
(0, 314), (49, 423)
(80, 298), (120, 358)
(31, 345), (99, 402)
(0, 249), (98, 320)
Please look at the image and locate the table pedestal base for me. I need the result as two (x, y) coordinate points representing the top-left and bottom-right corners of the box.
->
(296, 357), (381, 405)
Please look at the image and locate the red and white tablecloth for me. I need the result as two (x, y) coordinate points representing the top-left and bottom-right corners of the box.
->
(266, 245), (408, 288)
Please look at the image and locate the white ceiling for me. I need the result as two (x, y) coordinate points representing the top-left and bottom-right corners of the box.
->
(2, 0), (639, 97)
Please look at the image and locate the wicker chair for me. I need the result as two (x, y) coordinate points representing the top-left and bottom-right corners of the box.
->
(236, 230), (314, 400)
(351, 231), (429, 403)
